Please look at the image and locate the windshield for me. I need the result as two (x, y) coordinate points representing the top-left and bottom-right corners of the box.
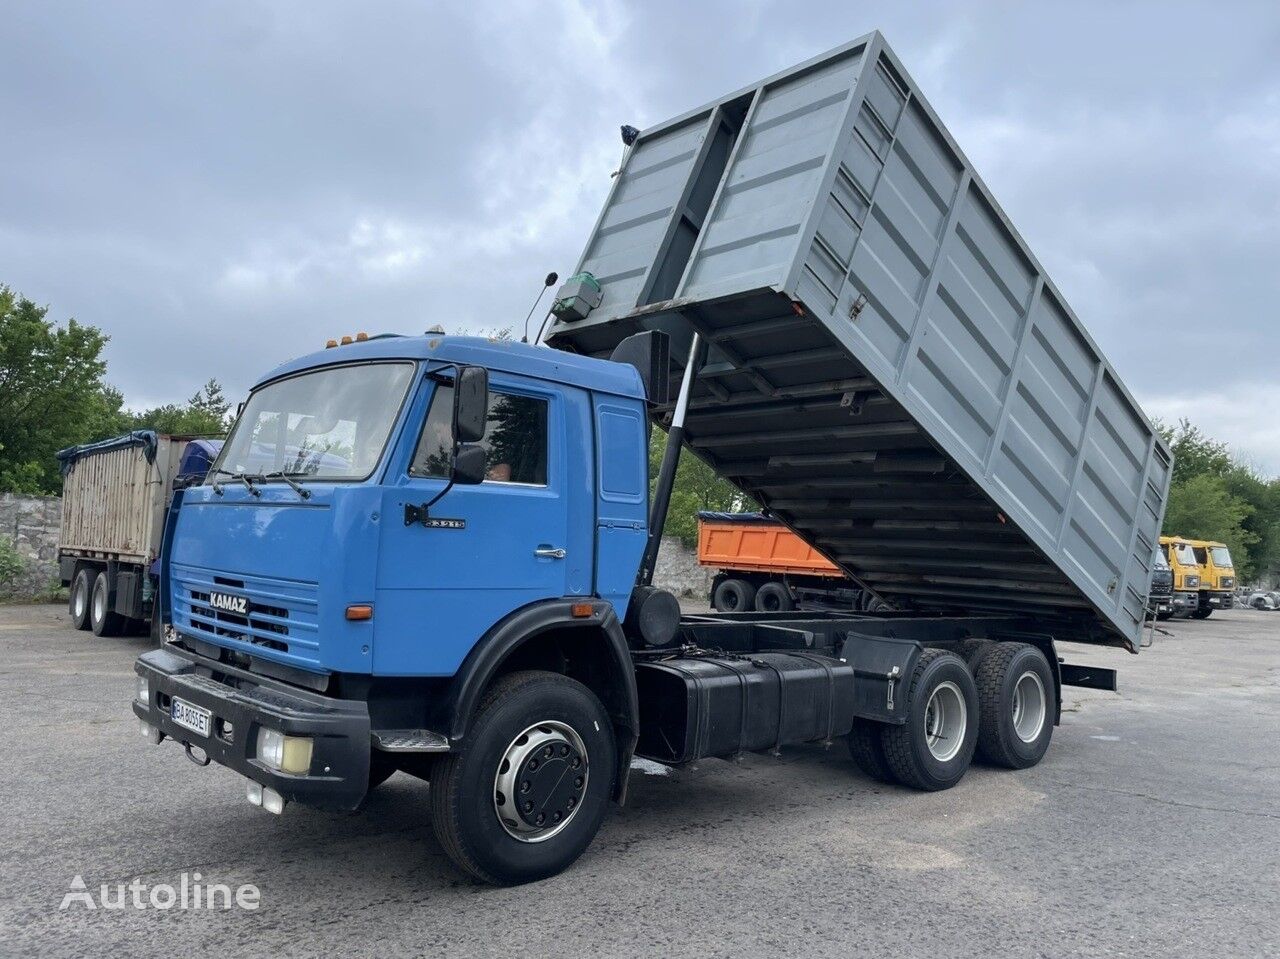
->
(1173, 544), (1198, 567)
(1152, 546), (1170, 570)
(1210, 546), (1233, 568)
(212, 362), (415, 482)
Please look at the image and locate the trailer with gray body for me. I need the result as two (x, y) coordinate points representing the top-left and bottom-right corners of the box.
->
(547, 30), (1170, 653)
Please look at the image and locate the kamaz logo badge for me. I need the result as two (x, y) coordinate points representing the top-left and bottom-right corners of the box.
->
(208, 592), (249, 615)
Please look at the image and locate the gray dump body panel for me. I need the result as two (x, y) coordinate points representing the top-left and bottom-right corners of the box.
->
(547, 31), (1170, 650)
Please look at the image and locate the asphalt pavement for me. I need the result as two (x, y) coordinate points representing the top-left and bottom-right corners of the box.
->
(2, 602), (1277, 958)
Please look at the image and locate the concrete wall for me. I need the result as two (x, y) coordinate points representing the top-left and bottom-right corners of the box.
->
(0, 493), (63, 601)
(652, 535), (712, 600)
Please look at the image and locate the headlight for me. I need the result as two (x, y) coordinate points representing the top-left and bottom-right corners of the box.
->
(135, 674), (150, 705)
(256, 728), (314, 774)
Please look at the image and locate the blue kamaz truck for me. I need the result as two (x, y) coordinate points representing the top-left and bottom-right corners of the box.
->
(133, 33), (1171, 885)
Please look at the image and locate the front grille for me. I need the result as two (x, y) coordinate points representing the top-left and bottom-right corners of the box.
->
(172, 564), (320, 667)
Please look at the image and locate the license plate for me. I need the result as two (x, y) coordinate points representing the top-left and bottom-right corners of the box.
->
(171, 697), (212, 737)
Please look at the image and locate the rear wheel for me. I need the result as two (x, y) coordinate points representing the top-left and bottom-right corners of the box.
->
(70, 569), (93, 631)
(1156, 610), (1173, 621)
(89, 571), (122, 637)
(974, 643), (1055, 769)
(847, 719), (894, 783)
(754, 581), (794, 612)
(1191, 607), (1213, 619)
(879, 649), (978, 791)
(429, 671), (614, 885)
(712, 578), (756, 613)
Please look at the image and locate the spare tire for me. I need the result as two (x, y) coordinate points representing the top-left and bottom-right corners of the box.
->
(712, 578), (756, 612)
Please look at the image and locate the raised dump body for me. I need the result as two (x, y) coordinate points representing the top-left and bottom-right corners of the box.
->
(547, 31), (1171, 650)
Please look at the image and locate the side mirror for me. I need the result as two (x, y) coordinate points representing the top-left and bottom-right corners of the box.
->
(452, 443), (487, 485)
(453, 366), (489, 443)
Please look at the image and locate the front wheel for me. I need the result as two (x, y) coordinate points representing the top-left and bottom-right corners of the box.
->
(1191, 608), (1213, 619)
(429, 671), (615, 885)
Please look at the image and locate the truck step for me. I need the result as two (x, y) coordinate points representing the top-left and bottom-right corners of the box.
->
(371, 729), (451, 753)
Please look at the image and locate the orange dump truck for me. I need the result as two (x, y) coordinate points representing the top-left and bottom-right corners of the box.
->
(697, 512), (880, 613)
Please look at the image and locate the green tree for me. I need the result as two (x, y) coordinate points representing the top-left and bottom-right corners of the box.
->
(123, 379), (231, 436)
(649, 428), (749, 547)
(1158, 419), (1230, 485)
(0, 287), (118, 493)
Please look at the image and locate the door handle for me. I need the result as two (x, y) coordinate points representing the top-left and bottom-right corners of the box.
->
(535, 547), (567, 559)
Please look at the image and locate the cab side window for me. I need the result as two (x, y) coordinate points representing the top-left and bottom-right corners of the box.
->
(410, 383), (549, 485)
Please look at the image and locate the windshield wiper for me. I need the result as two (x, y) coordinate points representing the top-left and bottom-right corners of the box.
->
(210, 468), (261, 497)
(258, 470), (312, 500)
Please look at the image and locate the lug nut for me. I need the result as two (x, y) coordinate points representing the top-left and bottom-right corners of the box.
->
(571, 757), (582, 769)
(528, 759), (538, 771)
(552, 811), (561, 823)
(523, 801), (533, 813)
(544, 745), (553, 758)
(536, 813), (545, 826)
(559, 744), (570, 756)
(567, 797), (576, 809)
(520, 781), (531, 794)
(574, 776), (583, 788)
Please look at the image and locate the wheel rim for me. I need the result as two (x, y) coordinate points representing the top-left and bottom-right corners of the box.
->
(761, 592), (779, 611)
(493, 721), (588, 843)
(924, 680), (966, 762)
(1011, 670), (1047, 743)
(92, 583), (105, 624)
(73, 581), (86, 620)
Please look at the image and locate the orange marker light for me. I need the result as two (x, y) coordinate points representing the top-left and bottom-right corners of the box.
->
(340, 335), (353, 345)
(345, 604), (374, 621)
(325, 339), (338, 349)
(571, 603), (594, 618)
(355, 331), (369, 341)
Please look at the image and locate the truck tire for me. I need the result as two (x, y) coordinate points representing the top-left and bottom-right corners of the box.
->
(429, 670), (614, 885)
(1190, 607), (1212, 619)
(974, 643), (1055, 769)
(90, 570), (123, 637)
(712, 578), (756, 612)
(879, 649), (978, 791)
(754, 581), (794, 612)
(847, 719), (895, 783)
(957, 638), (994, 669)
(70, 569), (93, 631)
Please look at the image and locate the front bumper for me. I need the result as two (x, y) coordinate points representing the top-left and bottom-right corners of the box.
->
(133, 646), (371, 810)
(1203, 591), (1234, 609)
(1170, 591), (1197, 611)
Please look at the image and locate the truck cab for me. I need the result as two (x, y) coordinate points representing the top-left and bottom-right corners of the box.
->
(1158, 536), (1200, 619)
(1186, 538), (1236, 618)
(1146, 544), (1174, 620)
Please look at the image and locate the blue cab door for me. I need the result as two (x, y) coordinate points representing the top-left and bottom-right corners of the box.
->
(373, 372), (592, 676)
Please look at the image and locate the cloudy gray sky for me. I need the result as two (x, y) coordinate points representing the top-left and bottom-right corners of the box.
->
(3, 1), (1278, 469)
